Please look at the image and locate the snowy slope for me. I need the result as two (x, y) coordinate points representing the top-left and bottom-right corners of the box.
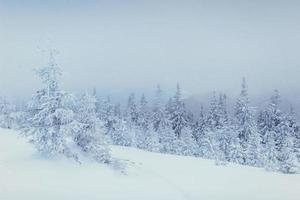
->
(0, 128), (300, 200)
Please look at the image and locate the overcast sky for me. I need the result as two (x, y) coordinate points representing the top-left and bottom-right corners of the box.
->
(1, 0), (300, 101)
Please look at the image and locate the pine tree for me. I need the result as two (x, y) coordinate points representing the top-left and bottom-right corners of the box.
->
(114, 103), (122, 120)
(206, 92), (231, 164)
(0, 96), (15, 129)
(126, 93), (138, 128)
(152, 85), (165, 132)
(218, 93), (228, 127)
(277, 117), (298, 173)
(260, 90), (283, 170)
(192, 105), (206, 145)
(234, 78), (262, 166)
(74, 92), (111, 163)
(138, 94), (150, 131)
(264, 130), (279, 171)
(286, 106), (300, 161)
(99, 96), (116, 135)
(25, 49), (78, 160)
(207, 92), (219, 130)
(136, 94), (160, 151)
(153, 97), (174, 153)
(110, 119), (133, 146)
(169, 84), (188, 138)
(136, 94), (150, 149)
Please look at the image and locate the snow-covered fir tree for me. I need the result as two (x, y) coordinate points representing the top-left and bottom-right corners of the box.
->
(193, 106), (214, 158)
(151, 90), (175, 154)
(169, 84), (188, 138)
(234, 78), (262, 166)
(286, 106), (300, 161)
(152, 85), (165, 132)
(263, 129), (279, 171)
(110, 119), (133, 147)
(192, 105), (206, 145)
(260, 90), (283, 170)
(136, 94), (160, 151)
(277, 117), (298, 173)
(207, 92), (221, 130)
(24, 49), (78, 160)
(99, 96), (117, 135)
(0, 96), (16, 129)
(137, 94), (150, 131)
(218, 93), (229, 127)
(74, 92), (111, 163)
(126, 93), (139, 128)
(205, 92), (231, 164)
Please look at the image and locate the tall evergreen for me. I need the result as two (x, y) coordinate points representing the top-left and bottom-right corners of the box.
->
(75, 92), (111, 163)
(0, 96), (15, 129)
(261, 90), (284, 170)
(152, 85), (165, 132)
(277, 116), (298, 173)
(99, 96), (116, 135)
(24, 49), (77, 160)
(169, 84), (188, 138)
(126, 93), (138, 128)
(234, 78), (262, 166)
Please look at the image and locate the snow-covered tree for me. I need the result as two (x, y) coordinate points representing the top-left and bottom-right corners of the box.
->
(263, 130), (279, 171)
(24, 49), (78, 160)
(260, 90), (282, 145)
(218, 93), (228, 127)
(152, 85), (165, 132)
(207, 92), (220, 130)
(277, 117), (298, 173)
(135, 94), (150, 149)
(152, 95), (174, 153)
(260, 90), (283, 170)
(286, 106), (300, 161)
(74, 92), (111, 163)
(110, 119), (133, 146)
(136, 94), (160, 151)
(137, 94), (150, 131)
(234, 78), (262, 166)
(169, 84), (188, 138)
(99, 96), (117, 135)
(173, 128), (198, 156)
(126, 93), (138, 128)
(0, 96), (16, 129)
(206, 92), (231, 164)
(192, 106), (206, 145)
(114, 103), (122, 120)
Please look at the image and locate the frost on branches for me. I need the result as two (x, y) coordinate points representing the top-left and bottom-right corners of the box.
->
(4, 54), (298, 174)
(23, 50), (111, 164)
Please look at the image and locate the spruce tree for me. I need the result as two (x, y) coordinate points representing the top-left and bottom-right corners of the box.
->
(169, 84), (188, 138)
(234, 78), (262, 166)
(261, 90), (283, 170)
(277, 117), (298, 173)
(0, 96), (15, 129)
(25, 49), (78, 160)
(126, 93), (138, 128)
(74, 92), (111, 163)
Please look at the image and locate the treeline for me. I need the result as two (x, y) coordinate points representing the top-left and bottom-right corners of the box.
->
(0, 51), (299, 173)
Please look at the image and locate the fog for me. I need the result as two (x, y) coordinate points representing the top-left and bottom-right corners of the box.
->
(1, 0), (300, 107)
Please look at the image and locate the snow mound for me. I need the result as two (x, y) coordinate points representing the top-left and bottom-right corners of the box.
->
(0, 128), (300, 200)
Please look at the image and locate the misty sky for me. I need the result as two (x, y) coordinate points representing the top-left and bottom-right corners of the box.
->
(1, 0), (300, 101)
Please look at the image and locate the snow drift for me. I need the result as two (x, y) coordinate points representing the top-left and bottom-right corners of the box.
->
(1, 128), (300, 200)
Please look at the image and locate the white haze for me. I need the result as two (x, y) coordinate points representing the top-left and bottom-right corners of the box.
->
(1, 0), (300, 109)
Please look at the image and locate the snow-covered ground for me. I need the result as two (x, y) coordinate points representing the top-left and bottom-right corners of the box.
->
(0, 128), (299, 200)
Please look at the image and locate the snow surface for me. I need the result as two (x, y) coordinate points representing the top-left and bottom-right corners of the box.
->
(0, 128), (300, 200)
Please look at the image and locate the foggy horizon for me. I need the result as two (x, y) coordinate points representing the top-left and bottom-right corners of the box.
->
(1, 0), (300, 106)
